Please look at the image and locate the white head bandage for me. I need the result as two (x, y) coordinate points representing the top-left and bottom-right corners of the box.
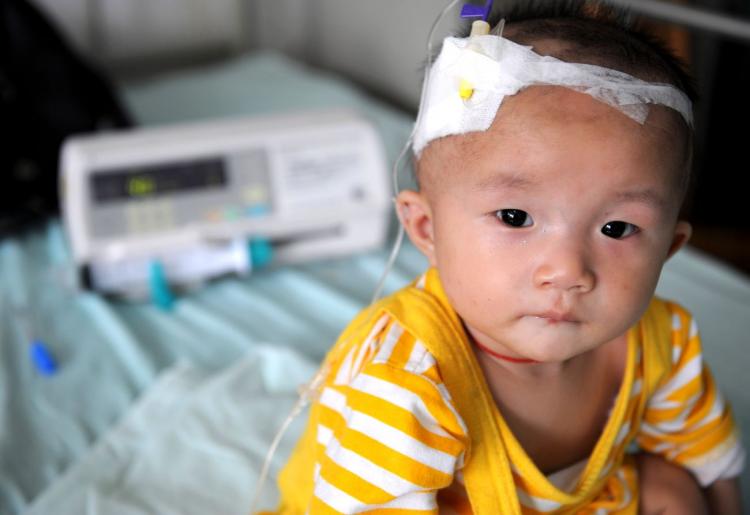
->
(412, 34), (694, 156)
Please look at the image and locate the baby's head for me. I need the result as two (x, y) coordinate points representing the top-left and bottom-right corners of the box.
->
(398, 0), (697, 363)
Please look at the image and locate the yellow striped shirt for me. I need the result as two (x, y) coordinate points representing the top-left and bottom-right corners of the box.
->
(280, 271), (744, 514)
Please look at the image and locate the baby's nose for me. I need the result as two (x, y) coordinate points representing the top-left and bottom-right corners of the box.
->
(532, 240), (596, 293)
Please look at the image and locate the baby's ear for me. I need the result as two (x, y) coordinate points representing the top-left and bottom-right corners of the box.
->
(396, 190), (437, 265)
(665, 220), (692, 261)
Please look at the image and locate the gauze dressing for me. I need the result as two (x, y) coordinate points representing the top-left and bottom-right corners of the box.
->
(413, 34), (693, 155)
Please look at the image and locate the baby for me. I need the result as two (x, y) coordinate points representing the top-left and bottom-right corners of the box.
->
(266, 1), (745, 513)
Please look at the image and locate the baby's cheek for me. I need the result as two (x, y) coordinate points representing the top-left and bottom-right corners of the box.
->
(606, 263), (660, 316)
(442, 269), (493, 316)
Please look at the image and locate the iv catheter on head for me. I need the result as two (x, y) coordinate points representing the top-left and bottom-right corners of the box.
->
(369, 0), (484, 303)
(248, 2), (491, 512)
(369, 0), (505, 304)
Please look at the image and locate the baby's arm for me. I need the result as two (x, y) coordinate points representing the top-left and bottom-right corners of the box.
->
(308, 357), (467, 513)
(637, 303), (745, 513)
(704, 477), (742, 515)
(636, 452), (741, 515)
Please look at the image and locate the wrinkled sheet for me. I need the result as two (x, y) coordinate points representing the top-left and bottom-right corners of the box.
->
(23, 347), (318, 515)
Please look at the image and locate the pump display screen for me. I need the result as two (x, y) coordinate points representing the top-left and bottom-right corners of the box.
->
(90, 158), (227, 203)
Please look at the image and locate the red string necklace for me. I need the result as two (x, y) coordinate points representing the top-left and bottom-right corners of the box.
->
(474, 340), (540, 364)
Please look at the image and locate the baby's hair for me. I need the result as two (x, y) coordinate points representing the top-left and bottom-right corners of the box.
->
(479, 0), (698, 105)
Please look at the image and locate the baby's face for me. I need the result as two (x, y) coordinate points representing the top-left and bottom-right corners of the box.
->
(401, 86), (692, 363)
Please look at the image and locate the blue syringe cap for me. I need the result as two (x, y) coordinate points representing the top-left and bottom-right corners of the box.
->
(460, 0), (493, 21)
(30, 340), (57, 376)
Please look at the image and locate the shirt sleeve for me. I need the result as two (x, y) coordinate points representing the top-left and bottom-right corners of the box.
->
(636, 302), (746, 486)
(308, 326), (467, 514)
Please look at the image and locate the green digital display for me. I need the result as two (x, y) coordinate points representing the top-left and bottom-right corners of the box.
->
(127, 176), (157, 197)
(91, 158), (226, 203)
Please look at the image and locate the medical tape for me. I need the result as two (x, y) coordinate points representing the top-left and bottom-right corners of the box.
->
(413, 34), (693, 155)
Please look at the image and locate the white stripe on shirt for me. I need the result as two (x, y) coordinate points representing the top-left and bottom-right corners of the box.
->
(314, 476), (367, 513)
(671, 312), (682, 331)
(347, 410), (458, 474)
(324, 435), (424, 496)
(350, 372), (452, 438)
(369, 490), (438, 511)
(517, 488), (562, 512)
(351, 315), (390, 379)
(374, 323), (404, 364)
(320, 386), (348, 414)
(404, 340), (429, 374)
(650, 355), (702, 405)
(437, 383), (469, 435)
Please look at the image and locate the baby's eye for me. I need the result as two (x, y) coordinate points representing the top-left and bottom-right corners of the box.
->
(496, 209), (533, 228)
(601, 221), (639, 239)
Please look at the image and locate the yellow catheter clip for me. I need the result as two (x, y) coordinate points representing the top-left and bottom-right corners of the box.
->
(458, 20), (490, 100)
(459, 79), (474, 100)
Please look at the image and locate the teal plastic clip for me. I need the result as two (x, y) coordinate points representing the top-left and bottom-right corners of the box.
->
(149, 260), (175, 311)
(249, 238), (274, 269)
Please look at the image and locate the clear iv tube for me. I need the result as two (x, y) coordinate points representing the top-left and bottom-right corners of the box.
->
(369, 0), (464, 304)
(248, 371), (325, 512)
(249, 1), (464, 511)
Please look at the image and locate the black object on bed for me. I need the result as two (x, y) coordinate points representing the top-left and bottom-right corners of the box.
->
(0, 0), (132, 236)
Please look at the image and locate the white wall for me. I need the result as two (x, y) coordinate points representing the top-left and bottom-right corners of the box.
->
(249, 0), (466, 108)
(31, 0), (247, 67)
(27, 0), (740, 114)
(31, 0), (465, 109)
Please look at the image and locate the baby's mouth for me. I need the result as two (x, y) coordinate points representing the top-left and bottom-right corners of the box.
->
(529, 310), (579, 323)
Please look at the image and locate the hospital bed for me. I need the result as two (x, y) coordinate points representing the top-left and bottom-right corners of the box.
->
(3, 1), (750, 513)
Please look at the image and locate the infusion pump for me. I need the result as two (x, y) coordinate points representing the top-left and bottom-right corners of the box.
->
(61, 110), (391, 300)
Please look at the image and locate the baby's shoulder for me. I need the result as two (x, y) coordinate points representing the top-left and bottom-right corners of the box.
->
(331, 311), (444, 389)
(643, 297), (704, 384)
(651, 296), (701, 349)
(654, 296), (696, 328)
(368, 315), (442, 380)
